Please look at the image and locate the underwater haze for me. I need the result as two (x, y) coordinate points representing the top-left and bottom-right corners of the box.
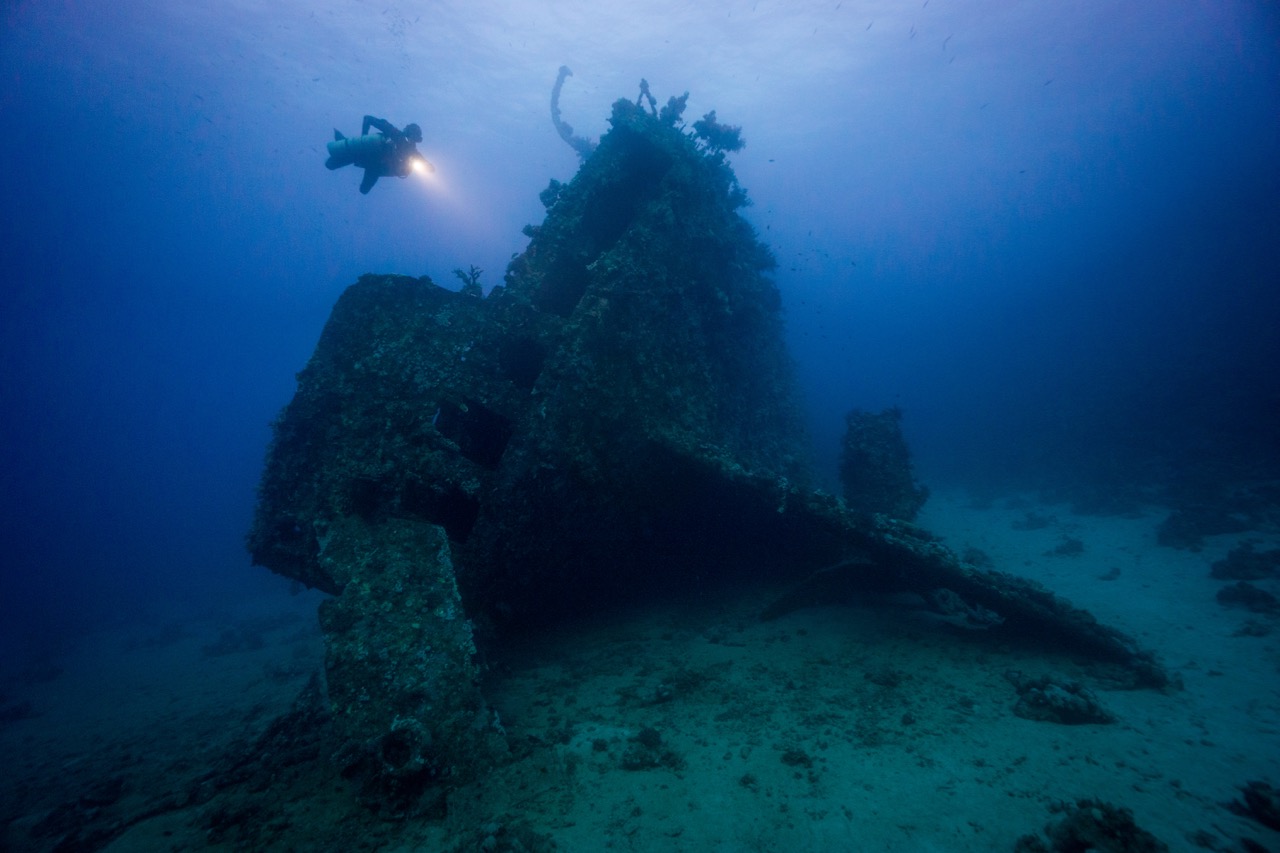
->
(2, 0), (1278, 656)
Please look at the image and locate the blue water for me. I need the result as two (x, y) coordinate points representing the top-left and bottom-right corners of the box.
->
(1, 1), (1277, 668)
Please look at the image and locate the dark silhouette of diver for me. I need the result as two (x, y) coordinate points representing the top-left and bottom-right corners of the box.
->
(325, 115), (433, 194)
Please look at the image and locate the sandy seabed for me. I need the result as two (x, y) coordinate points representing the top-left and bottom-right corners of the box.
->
(2, 489), (1277, 851)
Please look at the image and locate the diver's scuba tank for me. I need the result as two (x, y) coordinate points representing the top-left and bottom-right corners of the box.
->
(324, 130), (389, 170)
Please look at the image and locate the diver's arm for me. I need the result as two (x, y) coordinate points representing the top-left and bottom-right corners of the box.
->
(362, 115), (399, 138)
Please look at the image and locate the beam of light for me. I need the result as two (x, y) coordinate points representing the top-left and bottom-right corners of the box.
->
(410, 154), (451, 205)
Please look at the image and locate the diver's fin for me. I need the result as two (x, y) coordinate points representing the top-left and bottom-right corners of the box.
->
(333, 129), (345, 141)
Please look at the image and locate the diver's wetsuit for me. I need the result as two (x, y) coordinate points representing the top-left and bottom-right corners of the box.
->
(325, 115), (424, 194)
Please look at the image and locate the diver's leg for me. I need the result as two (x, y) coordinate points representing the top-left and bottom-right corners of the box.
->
(359, 170), (379, 194)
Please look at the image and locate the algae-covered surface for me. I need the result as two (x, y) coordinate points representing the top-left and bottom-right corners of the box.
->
(235, 91), (1180, 827)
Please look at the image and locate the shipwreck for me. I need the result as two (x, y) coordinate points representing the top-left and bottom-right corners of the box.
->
(247, 82), (1172, 813)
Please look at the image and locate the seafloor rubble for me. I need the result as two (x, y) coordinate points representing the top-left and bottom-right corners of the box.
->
(247, 86), (1173, 814)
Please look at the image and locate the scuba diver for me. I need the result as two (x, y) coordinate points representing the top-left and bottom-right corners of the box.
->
(325, 115), (433, 194)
